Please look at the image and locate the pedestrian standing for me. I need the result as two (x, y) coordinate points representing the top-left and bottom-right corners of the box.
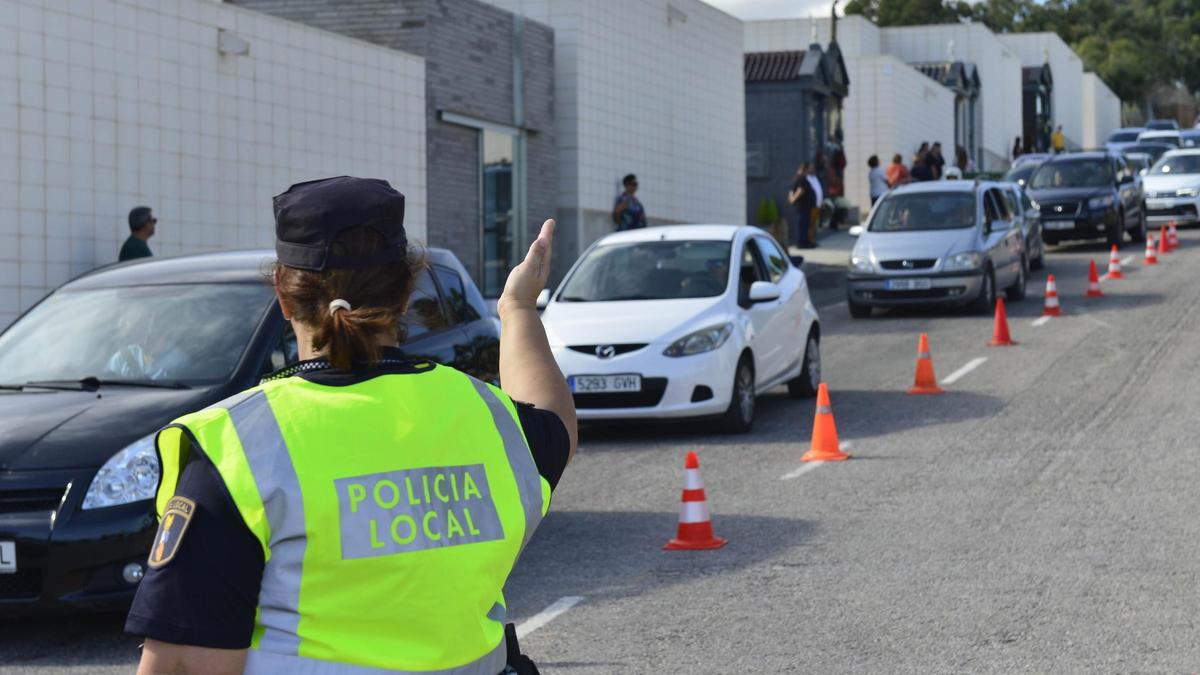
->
(1051, 125), (1065, 154)
(955, 145), (969, 173)
(867, 155), (888, 207)
(911, 148), (934, 182)
(927, 143), (945, 180)
(886, 153), (911, 188)
(788, 164), (817, 248)
(119, 206), (157, 262)
(126, 176), (574, 675)
(1012, 137), (1023, 161)
(612, 174), (647, 231)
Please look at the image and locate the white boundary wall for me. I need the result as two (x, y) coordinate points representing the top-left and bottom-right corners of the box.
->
(0, 0), (427, 324)
(1082, 73), (1121, 149)
(998, 32), (1085, 150)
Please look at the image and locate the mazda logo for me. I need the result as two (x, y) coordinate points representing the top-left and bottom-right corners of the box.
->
(901, 260), (914, 268)
(595, 345), (617, 359)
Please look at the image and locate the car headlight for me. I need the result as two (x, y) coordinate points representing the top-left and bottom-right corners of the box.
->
(1176, 188), (1199, 197)
(944, 251), (983, 272)
(1088, 195), (1115, 210)
(1029, 198), (1039, 209)
(663, 322), (734, 357)
(82, 433), (161, 509)
(849, 254), (874, 274)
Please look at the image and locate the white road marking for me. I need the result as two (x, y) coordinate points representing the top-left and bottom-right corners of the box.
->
(516, 596), (585, 639)
(781, 442), (853, 480)
(1031, 315), (1053, 327)
(1121, 255), (1135, 266)
(1083, 315), (1114, 329)
(941, 357), (988, 385)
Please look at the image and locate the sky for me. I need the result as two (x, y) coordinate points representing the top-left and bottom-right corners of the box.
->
(702, 0), (839, 20)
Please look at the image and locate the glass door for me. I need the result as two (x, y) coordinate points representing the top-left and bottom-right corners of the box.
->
(481, 130), (516, 298)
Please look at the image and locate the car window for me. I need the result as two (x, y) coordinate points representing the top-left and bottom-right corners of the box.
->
(433, 264), (480, 324)
(0, 283), (275, 386)
(1109, 131), (1140, 143)
(557, 240), (732, 302)
(870, 192), (977, 232)
(756, 236), (788, 283)
(1000, 190), (1019, 220)
(1152, 154), (1200, 175)
(264, 322), (300, 375)
(983, 191), (1001, 222)
(1029, 160), (1113, 189)
(403, 270), (451, 339)
(738, 240), (767, 306)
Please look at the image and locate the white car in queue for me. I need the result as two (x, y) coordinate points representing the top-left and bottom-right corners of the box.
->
(537, 225), (821, 433)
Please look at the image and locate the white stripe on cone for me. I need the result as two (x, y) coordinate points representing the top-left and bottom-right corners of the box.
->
(679, 500), (711, 524)
(683, 468), (704, 490)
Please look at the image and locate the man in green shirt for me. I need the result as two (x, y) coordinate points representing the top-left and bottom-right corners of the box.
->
(119, 206), (157, 262)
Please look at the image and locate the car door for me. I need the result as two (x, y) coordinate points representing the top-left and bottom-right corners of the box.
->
(398, 269), (470, 369)
(737, 238), (787, 386)
(1114, 156), (1140, 220)
(754, 235), (806, 376)
(983, 189), (1020, 284)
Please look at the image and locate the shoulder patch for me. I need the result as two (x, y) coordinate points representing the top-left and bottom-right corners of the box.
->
(148, 496), (196, 569)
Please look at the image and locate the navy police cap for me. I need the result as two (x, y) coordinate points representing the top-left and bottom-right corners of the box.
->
(273, 176), (407, 271)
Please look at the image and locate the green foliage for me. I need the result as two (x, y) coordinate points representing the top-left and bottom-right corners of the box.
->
(844, 0), (1200, 104)
(755, 198), (780, 226)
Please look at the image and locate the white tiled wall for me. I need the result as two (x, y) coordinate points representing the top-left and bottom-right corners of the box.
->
(881, 24), (1023, 172)
(997, 32), (1084, 150)
(0, 0), (426, 326)
(1082, 73), (1121, 149)
(744, 15), (881, 57)
(843, 55), (956, 215)
(486, 0), (746, 252)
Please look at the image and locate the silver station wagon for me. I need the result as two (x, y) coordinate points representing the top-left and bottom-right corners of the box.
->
(846, 181), (1028, 318)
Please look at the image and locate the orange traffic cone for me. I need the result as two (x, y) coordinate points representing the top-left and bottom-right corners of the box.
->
(1145, 234), (1159, 265)
(1042, 274), (1062, 316)
(1168, 221), (1180, 250)
(1085, 259), (1103, 297)
(907, 333), (944, 395)
(801, 384), (849, 462)
(988, 297), (1017, 347)
(1159, 226), (1170, 255)
(1106, 245), (1124, 279)
(664, 451), (727, 551)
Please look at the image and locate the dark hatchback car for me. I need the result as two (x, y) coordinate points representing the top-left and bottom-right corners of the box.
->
(0, 248), (498, 613)
(1025, 151), (1147, 247)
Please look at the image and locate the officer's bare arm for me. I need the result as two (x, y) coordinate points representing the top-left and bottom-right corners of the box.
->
(496, 219), (579, 461)
(137, 639), (246, 675)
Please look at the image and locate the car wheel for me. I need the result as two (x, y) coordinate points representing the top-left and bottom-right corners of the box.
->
(1130, 205), (1147, 243)
(719, 355), (755, 433)
(1108, 210), (1124, 248)
(1005, 256), (1027, 302)
(971, 266), (996, 314)
(1030, 232), (1046, 270)
(787, 330), (820, 398)
(848, 300), (872, 319)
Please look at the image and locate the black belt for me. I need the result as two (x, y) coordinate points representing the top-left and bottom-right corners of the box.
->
(502, 623), (541, 675)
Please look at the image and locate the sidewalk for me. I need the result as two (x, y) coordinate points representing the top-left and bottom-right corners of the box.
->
(789, 228), (855, 297)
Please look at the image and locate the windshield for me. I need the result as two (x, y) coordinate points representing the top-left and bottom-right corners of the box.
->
(1108, 131), (1140, 143)
(1003, 164), (1039, 185)
(868, 192), (976, 232)
(558, 240), (732, 302)
(1142, 135), (1182, 148)
(1152, 154), (1200, 175)
(0, 283), (274, 386)
(1125, 145), (1170, 163)
(1029, 161), (1113, 189)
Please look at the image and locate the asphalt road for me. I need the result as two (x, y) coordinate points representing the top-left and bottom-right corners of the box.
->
(3, 229), (1198, 673)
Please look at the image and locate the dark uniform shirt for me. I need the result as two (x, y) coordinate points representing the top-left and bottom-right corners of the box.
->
(118, 236), (152, 261)
(125, 352), (571, 649)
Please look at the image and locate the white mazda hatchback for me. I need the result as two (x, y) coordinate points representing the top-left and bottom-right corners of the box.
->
(538, 225), (821, 432)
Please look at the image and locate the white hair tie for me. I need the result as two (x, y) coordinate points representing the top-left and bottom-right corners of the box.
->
(329, 299), (352, 316)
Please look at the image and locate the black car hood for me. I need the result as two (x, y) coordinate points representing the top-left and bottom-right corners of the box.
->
(1026, 186), (1110, 202)
(0, 387), (217, 471)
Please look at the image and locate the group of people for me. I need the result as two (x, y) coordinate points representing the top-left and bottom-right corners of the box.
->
(866, 141), (977, 205)
(1013, 124), (1068, 159)
(786, 150), (846, 248)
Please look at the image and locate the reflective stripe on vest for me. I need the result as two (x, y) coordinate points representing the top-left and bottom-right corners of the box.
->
(156, 368), (548, 673)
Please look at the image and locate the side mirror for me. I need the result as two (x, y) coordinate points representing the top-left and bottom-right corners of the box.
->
(788, 255), (805, 267)
(848, 225), (864, 237)
(747, 281), (782, 303)
(536, 288), (550, 310)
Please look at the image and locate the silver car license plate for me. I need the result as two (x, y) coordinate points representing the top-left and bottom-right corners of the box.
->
(885, 278), (932, 291)
(568, 374), (642, 393)
(1146, 199), (1171, 210)
(0, 542), (15, 574)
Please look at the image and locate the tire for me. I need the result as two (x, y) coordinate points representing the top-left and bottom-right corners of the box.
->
(848, 300), (872, 319)
(719, 356), (755, 433)
(1108, 210), (1124, 248)
(1130, 205), (1147, 243)
(1006, 256), (1027, 302)
(1030, 231), (1046, 270)
(787, 330), (820, 398)
(970, 267), (996, 314)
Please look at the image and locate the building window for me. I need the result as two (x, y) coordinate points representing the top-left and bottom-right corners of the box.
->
(481, 129), (519, 298)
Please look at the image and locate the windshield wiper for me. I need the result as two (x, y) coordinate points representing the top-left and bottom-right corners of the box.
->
(23, 377), (191, 391)
(557, 295), (588, 302)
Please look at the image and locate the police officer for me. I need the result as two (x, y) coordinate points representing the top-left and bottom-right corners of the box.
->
(126, 176), (576, 675)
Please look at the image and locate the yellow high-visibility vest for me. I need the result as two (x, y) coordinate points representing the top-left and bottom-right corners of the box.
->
(155, 362), (551, 674)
